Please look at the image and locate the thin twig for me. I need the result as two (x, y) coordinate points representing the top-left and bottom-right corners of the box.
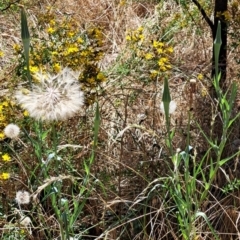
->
(191, 0), (214, 34)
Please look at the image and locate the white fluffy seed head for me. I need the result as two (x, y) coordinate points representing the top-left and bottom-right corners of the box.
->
(20, 216), (32, 226)
(160, 100), (177, 115)
(15, 67), (84, 121)
(16, 190), (31, 205)
(4, 123), (20, 139)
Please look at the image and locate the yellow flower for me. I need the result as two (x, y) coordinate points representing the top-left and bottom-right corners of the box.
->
(158, 42), (164, 47)
(23, 110), (29, 117)
(145, 53), (154, 60)
(80, 50), (88, 57)
(29, 66), (39, 73)
(87, 77), (95, 85)
(53, 63), (61, 73)
(96, 72), (106, 82)
(158, 57), (168, 66)
(150, 70), (158, 78)
(67, 32), (75, 37)
(0, 172), (10, 180)
(166, 64), (172, 69)
(13, 44), (21, 53)
(50, 19), (55, 26)
(126, 35), (131, 41)
(47, 27), (55, 34)
(160, 66), (167, 71)
(2, 101), (8, 107)
(201, 87), (208, 97)
(0, 132), (5, 139)
(0, 51), (4, 57)
(137, 26), (144, 32)
(153, 41), (164, 48)
(197, 74), (203, 80)
(77, 37), (84, 44)
(51, 51), (58, 55)
(138, 34), (144, 41)
(166, 46), (174, 53)
(131, 35), (137, 42)
(156, 48), (163, 54)
(153, 40), (158, 48)
(66, 47), (79, 54)
(94, 28), (103, 38)
(2, 153), (11, 162)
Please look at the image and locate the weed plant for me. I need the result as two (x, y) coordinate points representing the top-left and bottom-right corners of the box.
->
(1, 1), (240, 240)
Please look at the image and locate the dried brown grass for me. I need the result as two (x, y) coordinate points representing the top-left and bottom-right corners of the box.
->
(1, 0), (240, 239)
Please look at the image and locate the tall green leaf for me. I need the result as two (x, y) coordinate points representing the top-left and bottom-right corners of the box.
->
(21, 8), (31, 86)
(162, 77), (171, 123)
(214, 21), (222, 79)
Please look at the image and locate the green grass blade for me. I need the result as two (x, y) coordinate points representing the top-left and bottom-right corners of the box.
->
(195, 212), (219, 240)
(162, 77), (171, 119)
(21, 7), (31, 86)
(93, 102), (100, 149)
(90, 102), (101, 165)
(213, 21), (222, 80)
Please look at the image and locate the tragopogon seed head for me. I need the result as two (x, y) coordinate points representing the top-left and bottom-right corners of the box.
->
(160, 100), (177, 115)
(15, 67), (84, 121)
(4, 123), (20, 139)
(20, 215), (32, 226)
(16, 190), (31, 205)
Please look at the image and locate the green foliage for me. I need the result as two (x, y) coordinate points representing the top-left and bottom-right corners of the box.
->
(0, 0), (19, 11)
(1, 224), (27, 240)
(165, 22), (240, 239)
(18, 103), (101, 239)
(222, 178), (240, 194)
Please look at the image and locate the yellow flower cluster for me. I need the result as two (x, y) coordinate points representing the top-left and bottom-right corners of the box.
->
(14, 7), (106, 104)
(125, 26), (174, 80)
(0, 101), (13, 181)
(0, 153), (11, 181)
(126, 26), (144, 45)
(0, 100), (12, 139)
